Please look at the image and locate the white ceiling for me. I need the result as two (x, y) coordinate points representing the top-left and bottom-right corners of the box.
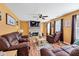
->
(5, 3), (79, 22)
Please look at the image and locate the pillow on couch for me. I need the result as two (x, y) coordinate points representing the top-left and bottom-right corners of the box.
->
(11, 39), (19, 46)
(70, 47), (79, 56)
(0, 37), (10, 50)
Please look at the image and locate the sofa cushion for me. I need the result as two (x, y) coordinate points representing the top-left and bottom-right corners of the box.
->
(61, 45), (75, 54)
(52, 48), (62, 53)
(15, 32), (22, 40)
(40, 48), (55, 56)
(70, 47), (79, 56)
(6, 35), (19, 46)
(54, 32), (61, 42)
(2, 32), (19, 46)
(0, 37), (10, 50)
(54, 50), (69, 56)
(61, 45), (73, 50)
(72, 44), (79, 48)
(11, 39), (19, 46)
(8, 42), (29, 50)
(64, 48), (75, 54)
(46, 34), (55, 43)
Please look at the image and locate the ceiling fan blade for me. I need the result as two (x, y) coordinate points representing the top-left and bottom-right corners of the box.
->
(42, 17), (45, 20)
(43, 16), (48, 17)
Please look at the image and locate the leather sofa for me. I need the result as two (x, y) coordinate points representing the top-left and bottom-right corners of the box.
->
(0, 32), (30, 56)
(40, 44), (79, 56)
(46, 32), (61, 43)
(46, 34), (55, 43)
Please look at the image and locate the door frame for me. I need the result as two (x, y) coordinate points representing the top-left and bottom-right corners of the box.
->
(50, 22), (52, 35)
(60, 19), (64, 42)
(71, 15), (76, 44)
(53, 21), (55, 34)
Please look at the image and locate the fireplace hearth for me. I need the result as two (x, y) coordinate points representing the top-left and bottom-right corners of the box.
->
(31, 32), (39, 36)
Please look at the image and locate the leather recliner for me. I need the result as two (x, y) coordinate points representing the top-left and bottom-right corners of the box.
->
(46, 32), (61, 43)
(0, 32), (30, 56)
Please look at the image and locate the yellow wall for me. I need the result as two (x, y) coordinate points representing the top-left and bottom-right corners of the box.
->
(20, 21), (29, 36)
(20, 21), (47, 36)
(0, 4), (19, 35)
(62, 15), (72, 44)
(50, 10), (79, 44)
(41, 22), (47, 35)
(40, 22), (44, 34)
(60, 10), (79, 44)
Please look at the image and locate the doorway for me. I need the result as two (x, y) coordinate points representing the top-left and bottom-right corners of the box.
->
(72, 15), (79, 44)
(47, 22), (51, 35)
(71, 15), (76, 44)
(55, 19), (63, 42)
(61, 19), (63, 42)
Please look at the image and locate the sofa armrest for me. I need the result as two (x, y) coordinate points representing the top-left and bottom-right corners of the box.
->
(19, 38), (29, 43)
(40, 48), (55, 56)
(22, 35), (28, 38)
(70, 47), (79, 56)
(3, 42), (30, 51)
(5, 50), (17, 56)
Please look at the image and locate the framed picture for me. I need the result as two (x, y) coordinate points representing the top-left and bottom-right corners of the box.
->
(6, 13), (16, 26)
(64, 20), (71, 27)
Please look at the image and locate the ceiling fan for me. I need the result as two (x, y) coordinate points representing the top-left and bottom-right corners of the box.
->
(39, 14), (48, 20)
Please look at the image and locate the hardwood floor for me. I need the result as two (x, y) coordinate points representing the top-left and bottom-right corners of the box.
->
(29, 39), (40, 56)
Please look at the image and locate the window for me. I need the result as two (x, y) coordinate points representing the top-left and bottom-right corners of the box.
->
(75, 15), (79, 40)
(47, 22), (51, 35)
(55, 20), (61, 32)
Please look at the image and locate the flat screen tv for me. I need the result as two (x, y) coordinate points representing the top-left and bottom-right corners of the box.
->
(30, 21), (40, 27)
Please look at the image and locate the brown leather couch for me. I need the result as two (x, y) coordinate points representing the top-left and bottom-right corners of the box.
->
(40, 45), (79, 56)
(46, 32), (61, 43)
(0, 32), (30, 56)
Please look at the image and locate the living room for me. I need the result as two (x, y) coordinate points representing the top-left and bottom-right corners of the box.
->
(0, 2), (79, 57)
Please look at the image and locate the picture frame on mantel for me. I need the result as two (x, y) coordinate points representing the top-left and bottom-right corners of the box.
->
(6, 13), (16, 26)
